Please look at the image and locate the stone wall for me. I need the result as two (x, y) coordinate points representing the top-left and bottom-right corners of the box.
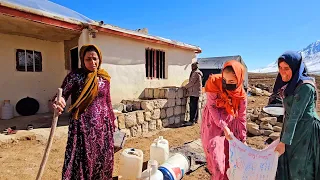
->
(114, 87), (188, 138)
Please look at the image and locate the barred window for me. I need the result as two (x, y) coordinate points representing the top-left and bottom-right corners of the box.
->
(145, 48), (166, 79)
(16, 49), (42, 72)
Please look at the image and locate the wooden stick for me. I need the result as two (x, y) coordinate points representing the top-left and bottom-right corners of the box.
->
(36, 88), (63, 180)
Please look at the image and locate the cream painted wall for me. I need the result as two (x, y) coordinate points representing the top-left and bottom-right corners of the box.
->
(79, 29), (197, 103)
(0, 33), (68, 116)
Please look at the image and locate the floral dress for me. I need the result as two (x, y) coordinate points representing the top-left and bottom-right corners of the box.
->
(56, 70), (115, 180)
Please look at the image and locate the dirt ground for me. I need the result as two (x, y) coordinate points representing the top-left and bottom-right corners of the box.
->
(0, 73), (318, 180)
(0, 125), (210, 180)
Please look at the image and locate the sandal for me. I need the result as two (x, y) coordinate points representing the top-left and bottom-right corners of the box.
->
(27, 124), (33, 130)
(3, 126), (17, 135)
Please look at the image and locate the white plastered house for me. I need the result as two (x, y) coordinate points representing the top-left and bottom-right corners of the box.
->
(0, 0), (201, 116)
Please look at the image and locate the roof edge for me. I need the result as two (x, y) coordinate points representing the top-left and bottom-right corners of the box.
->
(0, 2), (202, 53)
(93, 25), (202, 53)
(0, 1), (86, 25)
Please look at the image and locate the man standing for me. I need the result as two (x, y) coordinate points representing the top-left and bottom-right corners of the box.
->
(183, 62), (203, 126)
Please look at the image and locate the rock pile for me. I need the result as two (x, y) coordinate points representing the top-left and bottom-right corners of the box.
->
(113, 87), (189, 138)
(248, 83), (272, 96)
(246, 107), (282, 140)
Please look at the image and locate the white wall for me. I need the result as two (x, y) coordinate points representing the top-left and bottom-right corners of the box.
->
(79, 29), (197, 103)
(0, 33), (67, 116)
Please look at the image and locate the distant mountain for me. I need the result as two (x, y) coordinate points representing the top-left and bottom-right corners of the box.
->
(251, 40), (320, 73)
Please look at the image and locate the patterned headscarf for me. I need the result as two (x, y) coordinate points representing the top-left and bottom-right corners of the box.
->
(68, 44), (111, 119)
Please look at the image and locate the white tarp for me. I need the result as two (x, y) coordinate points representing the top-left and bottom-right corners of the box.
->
(227, 135), (280, 180)
(0, 0), (94, 23)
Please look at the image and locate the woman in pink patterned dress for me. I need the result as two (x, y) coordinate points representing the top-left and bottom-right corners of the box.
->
(201, 60), (247, 180)
(52, 44), (116, 180)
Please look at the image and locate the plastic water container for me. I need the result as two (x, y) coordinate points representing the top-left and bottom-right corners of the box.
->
(158, 153), (190, 180)
(119, 148), (144, 180)
(150, 136), (169, 165)
(1, 100), (14, 120)
(140, 160), (163, 180)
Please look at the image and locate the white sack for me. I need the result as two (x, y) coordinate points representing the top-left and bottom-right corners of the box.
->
(227, 135), (280, 180)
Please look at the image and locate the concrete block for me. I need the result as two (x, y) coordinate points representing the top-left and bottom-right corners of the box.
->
(174, 106), (182, 116)
(176, 88), (184, 99)
(181, 115), (186, 122)
(167, 98), (175, 107)
(174, 116), (181, 124)
(162, 119), (169, 128)
(164, 88), (177, 99)
(144, 88), (154, 99)
(133, 100), (141, 111)
(183, 88), (187, 97)
(175, 98), (182, 106)
(124, 112), (137, 128)
(166, 107), (174, 117)
(153, 88), (160, 99)
(169, 117), (175, 125)
(160, 109), (167, 119)
(159, 88), (166, 99)
(181, 106), (186, 114)
(122, 99), (133, 106)
(181, 98), (187, 105)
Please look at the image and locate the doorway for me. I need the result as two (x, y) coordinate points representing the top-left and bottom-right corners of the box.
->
(70, 47), (79, 71)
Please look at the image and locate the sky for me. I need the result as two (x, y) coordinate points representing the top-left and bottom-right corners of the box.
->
(51, 0), (320, 71)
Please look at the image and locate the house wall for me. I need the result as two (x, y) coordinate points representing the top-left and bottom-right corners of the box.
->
(78, 29), (197, 103)
(64, 37), (79, 70)
(0, 33), (67, 116)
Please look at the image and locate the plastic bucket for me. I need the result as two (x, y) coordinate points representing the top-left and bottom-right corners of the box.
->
(159, 153), (190, 180)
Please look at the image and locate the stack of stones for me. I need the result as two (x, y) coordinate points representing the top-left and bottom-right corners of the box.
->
(246, 107), (282, 140)
(197, 93), (207, 122)
(114, 87), (188, 138)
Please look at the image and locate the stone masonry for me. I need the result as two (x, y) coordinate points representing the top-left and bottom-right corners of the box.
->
(114, 87), (189, 138)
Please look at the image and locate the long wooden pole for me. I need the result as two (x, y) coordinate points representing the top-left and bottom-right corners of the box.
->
(36, 88), (62, 180)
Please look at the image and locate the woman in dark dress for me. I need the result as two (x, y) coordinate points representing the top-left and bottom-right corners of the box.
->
(53, 44), (116, 180)
(272, 51), (320, 180)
